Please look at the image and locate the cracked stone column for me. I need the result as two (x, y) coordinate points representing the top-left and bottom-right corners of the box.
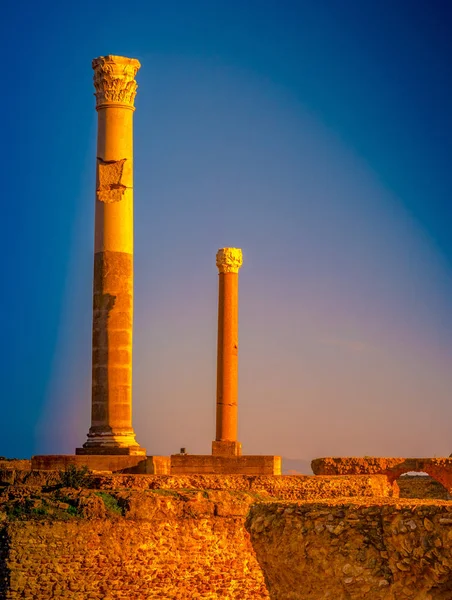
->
(79, 55), (144, 455)
(212, 248), (243, 457)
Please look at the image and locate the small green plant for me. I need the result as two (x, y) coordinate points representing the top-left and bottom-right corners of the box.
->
(31, 506), (49, 517)
(96, 492), (122, 515)
(6, 504), (27, 520)
(58, 464), (92, 489)
(6, 500), (50, 520)
(66, 505), (78, 517)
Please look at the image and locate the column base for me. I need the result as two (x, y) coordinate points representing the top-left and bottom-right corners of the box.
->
(79, 429), (146, 455)
(76, 446), (146, 456)
(212, 440), (242, 457)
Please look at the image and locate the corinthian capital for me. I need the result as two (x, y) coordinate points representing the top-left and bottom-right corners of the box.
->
(216, 248), (243, 274)
(92, 55), (141, 109)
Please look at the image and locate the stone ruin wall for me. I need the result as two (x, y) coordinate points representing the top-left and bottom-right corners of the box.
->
(0, 472), (391, 600)
(248, 499), (452, 600)
(1, 471), (452, 599)
(2, 491), (452, 599)
(0, 459), (452, 500)
(3, 458), (450, 500)
(2, 507), (268, 600)
(311, 457), (452, 494)
(0, 470), (395, 498)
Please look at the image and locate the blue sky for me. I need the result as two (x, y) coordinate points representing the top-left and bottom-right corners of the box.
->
(2, 0), (452, 461)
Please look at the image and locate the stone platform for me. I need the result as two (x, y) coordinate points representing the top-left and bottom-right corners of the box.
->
(30, 454), (281, 476)
(31, 454), (170, 474)
(170, 454), (281, 475)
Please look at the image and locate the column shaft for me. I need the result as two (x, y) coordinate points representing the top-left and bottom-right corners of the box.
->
(216, 272), (239, 441)
(213, 247), (243, 457)
(91, 107), (134, 440)
(80, 55), (144, 454)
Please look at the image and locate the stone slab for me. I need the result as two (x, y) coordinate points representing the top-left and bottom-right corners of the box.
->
(31, 455), (170, 474)
(170, 454), (281, 475)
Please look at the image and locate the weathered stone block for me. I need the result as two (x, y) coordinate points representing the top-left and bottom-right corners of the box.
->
(170, 454), (281, 475)
(31, 454), (166, 471)
(212, 440), (242, 456)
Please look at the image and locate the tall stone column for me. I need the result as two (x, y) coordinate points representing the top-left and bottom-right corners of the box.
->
(212, 248), (243, 457)
(79, 55), (144, 455)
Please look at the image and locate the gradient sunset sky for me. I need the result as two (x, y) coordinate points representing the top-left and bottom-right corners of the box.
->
(2, 0), (452, 463)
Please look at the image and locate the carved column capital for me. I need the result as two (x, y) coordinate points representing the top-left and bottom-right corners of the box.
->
(216, 248), (243, 274)
(92, 55), (141, 109)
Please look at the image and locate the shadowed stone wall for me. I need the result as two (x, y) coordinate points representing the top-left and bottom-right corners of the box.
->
(398, 476), (450, 500)
(0, 525), (9, 598)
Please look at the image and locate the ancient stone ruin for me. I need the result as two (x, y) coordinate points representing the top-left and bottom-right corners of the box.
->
(33, 55), (279, 475)
(3, 56), (452, 599)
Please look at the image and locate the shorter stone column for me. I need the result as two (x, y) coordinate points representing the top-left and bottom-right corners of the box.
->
(212, 248), (243, 457)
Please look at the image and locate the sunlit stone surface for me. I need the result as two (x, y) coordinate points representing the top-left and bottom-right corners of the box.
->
(213, 247), (243, 457)
(78, 56), (145, 455)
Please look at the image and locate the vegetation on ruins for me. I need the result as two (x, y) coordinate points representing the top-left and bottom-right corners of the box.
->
(95, 492), (122, 515)
(58, 464), (93, 489)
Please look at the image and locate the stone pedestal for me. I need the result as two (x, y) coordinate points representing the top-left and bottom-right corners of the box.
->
(32, 455), (170, 474)
(78, 55), (145, 455)
(171, 454), (281, 475)
(212, 440), (242, 457)
(213, 248), (243, 457)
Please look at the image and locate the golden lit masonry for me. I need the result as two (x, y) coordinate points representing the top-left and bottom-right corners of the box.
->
(213, 248), (243, 457)
(78, 55), (145, 455)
